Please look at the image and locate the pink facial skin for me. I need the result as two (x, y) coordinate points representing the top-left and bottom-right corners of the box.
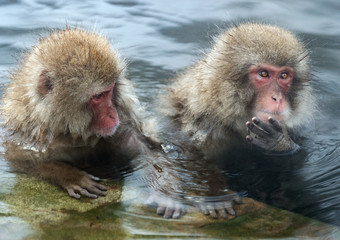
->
(249, 64), (294, 122)
(89, 84), (119, 137)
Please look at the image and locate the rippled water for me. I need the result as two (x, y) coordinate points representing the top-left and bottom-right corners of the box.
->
(0, 0), (340, 237)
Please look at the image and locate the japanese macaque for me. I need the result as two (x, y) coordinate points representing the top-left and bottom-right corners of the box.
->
(157, 23), (315, 217)
(1, 27), (157, 199)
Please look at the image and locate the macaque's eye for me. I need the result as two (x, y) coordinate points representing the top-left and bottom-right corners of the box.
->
(259, 70), (269, 78)
(280, 72), (288, 79)
(93, 92), (105, 100)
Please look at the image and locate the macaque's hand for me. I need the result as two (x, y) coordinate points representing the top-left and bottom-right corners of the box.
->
(146, 193), (186, 219)
(64, 171), (107, 199)
(188, 193), (242, 219)
(246, 116), (300, 155)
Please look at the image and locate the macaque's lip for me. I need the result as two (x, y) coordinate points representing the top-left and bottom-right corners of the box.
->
(94, 123), (119, 138)
(258, 109), (289, 116)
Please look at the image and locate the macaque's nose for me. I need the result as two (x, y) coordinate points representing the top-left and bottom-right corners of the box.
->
(271, 93), (282, 103)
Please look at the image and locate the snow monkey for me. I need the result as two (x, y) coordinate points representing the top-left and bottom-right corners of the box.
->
(157, 23), (315, 217)
(1, 27), (222, 220)
(2, 27), (159, 199)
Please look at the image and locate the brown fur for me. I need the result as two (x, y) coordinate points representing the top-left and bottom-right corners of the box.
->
(159, 23), (315, 157)
(2, 27), (148, 149)
(1, 27), (155, 197)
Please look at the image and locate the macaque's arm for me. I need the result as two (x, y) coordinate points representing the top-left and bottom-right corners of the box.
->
(246, 117), (300, 156)
(6, 144), (107, 199)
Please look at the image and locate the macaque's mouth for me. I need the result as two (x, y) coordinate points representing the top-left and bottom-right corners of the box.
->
(94, 123), (119, 138)
(258, 109), (289, 116)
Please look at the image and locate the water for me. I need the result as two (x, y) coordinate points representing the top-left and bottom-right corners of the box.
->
(0, 0), (340, 237)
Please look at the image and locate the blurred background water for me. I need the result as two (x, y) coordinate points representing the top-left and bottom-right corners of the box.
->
(0, 0), (339, 238)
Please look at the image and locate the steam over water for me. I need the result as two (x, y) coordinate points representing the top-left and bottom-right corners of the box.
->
(0, 0), (339, 236)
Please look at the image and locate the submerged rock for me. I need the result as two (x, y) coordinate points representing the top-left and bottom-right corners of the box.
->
(1, 173), (339, 239)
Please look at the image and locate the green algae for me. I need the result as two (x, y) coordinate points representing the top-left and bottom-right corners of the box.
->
(1, 174), (121, 226)
(0, 173), (339, 239)
(35, 204), (126, 240)
(200, 204), (332, 239)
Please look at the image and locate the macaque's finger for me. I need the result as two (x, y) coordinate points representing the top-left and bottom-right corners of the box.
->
(199, 204), (209, 215)
(87, 185), (106, 196)
(218, 208), (227, 218)
(207, 205), (218, 219)
(80, 177), (107, 197)
(89, 175), (101, 181)
(246, 121), (268, 138)
(163, 198), (177, 219)
(252, 117), (275, 134)
(172, 206), (185, 219)
(67, 188), (81, 199)
(93, 182), (107, 191)
(246, 135), (253, 143)
(209, 210), (218, 219)
(164, 207), (175, 219)
(248, 137), (268, 149)
(233, 196), (242, 204)
(157, 206), (166, 216)
(77, 187), (98, 199)
(224, 202), (235, 216)
(268, 116), (283, 132)
(172, 210), (181, 219)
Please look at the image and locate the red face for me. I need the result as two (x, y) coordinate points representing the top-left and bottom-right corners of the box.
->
(89, 84), (119, 137)
(249, 64), (294, 122)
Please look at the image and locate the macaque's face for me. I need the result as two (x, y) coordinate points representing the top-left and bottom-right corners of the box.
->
(249, 64), (294, 122)
(89, 84), (119, 137)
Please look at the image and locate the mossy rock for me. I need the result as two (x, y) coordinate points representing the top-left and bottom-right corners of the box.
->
(1, 174), (339, 239)
(0, 174), (121, 229)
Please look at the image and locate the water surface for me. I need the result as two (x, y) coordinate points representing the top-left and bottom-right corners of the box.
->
(0, 0), (340, 238)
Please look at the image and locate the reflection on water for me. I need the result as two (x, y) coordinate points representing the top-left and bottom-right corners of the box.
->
(0, 0), (339, 237)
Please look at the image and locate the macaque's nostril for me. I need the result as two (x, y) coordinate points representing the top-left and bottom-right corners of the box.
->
(272, 96), (277, 101)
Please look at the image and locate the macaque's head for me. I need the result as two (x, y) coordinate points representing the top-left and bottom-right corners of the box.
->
(4, 28), (126, 143)
(208, 23), (313, 128)
(36, 28), (126, 138)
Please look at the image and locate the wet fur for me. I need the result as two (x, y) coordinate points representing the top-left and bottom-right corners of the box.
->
(2, 27), (148, 151)
(159, 23), (315, 156)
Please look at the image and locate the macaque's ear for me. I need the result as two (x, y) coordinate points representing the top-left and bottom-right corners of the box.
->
(37, 70), (54, 96)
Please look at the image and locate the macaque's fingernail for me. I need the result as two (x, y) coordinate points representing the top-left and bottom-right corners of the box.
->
(91, 175), (100, 181)
(246, 121), (250, 126)
(210, 211), (218, 219)
(97, 184), (107, 191)
(98, 191), (106, 196)
(246, 136), (253, 142)
(252, 117), (258, 123)
(226, 207), (236, 216)
(247, 123), (254, 129)
(234, 197), (242, 204)
(268, 116), (273, 122)
(157, 207), (165, 215)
